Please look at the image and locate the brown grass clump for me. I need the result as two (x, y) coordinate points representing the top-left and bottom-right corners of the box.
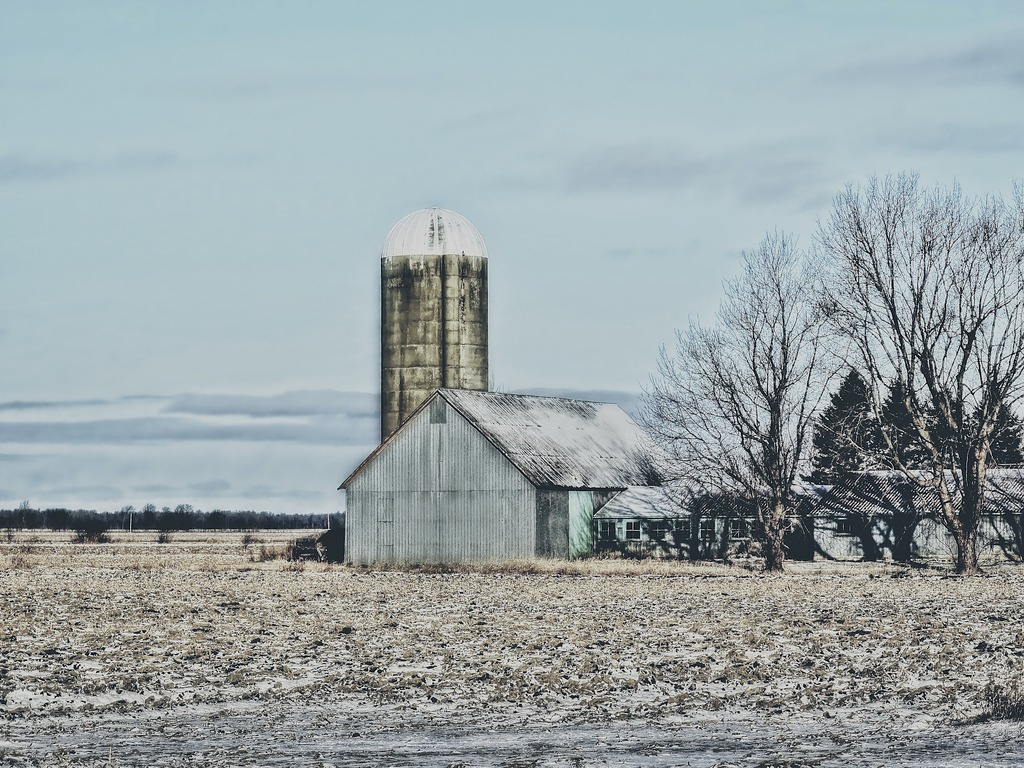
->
(983, 676), (1024, 720)
(371, 556), (766, 578)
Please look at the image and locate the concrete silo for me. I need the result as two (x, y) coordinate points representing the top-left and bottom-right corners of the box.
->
(380, 207), (488, 440)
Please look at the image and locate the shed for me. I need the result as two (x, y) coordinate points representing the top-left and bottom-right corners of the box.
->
(340, 388), (660, 564)
(812, 469), (1024, 561)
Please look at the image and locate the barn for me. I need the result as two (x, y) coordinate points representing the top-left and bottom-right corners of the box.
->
(341, 388), (661, 565)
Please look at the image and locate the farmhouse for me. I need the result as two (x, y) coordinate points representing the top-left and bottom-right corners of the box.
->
(811, 468), (1024, 562)
(341, 388), (662, 565)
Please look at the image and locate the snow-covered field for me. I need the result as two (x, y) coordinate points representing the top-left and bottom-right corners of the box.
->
(2, 531), (1024, 766)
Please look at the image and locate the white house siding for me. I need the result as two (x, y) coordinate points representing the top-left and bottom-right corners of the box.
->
(346, 397), (536, 565)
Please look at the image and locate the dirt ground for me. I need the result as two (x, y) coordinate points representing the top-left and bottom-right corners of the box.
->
(2, 531), (1024, 767)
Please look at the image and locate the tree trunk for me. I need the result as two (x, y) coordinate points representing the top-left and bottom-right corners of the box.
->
(890, 511), (917, 564)
(761, 501), (786, 572)
(954, 526), (980, 575)
(950, 453), (984, 575)
(854, 513), (882, 562)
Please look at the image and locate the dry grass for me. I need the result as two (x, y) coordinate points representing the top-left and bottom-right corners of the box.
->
(0, 529), (311, 571)
(0, 532), (1019, 724)
(1, 530), (1022, 728)
(3, 533), (1024, 765)
(983, 675), (1024, 721)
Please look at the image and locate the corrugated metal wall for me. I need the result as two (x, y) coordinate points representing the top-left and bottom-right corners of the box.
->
(347, 396), (535, 564)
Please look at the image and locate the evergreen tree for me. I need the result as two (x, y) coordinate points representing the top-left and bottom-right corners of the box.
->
(879, 380), (930, 470)
(810, 370), (886, 560)
(809, 370), (878, 484)
(988, 404), (1024, 465)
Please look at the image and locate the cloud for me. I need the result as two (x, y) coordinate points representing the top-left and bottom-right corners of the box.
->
(0, 151), (181, 184)
(133, 484), (175, 495)
(0, 415), (376, 446)
(565, 144), (708, 192)
(882, 123), (1024, 154)
(563, 140), (829, 205)
(0, 390), (380, 448)
(45, 485), (125, 501)
(163, 390), (378, 419)
(239, 486), (325, 501)
(831, 34), (1024, 89)
(0, 398), (110, 412)
(188, 479), (232, 494)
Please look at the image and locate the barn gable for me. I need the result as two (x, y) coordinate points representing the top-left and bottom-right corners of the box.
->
(344, 392), (537, 564)
(343, 389), (659, 491)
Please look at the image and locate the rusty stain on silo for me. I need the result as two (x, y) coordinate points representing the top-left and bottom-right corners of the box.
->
(379, 208), (488, 440)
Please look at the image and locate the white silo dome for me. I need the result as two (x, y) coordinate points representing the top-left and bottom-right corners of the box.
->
(381, 207), (488, 260)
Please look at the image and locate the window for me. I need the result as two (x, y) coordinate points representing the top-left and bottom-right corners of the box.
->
(699, 517), (715, 541)
(625, 520), (642, 540)
(598, 520), (618, 541)
(729, 518), (745, 540)
(677, 519), (692, 540)
(836, 517), (855, 535)
(650, 520), (672, 540)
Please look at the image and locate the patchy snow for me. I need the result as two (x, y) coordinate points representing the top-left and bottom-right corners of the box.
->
(2, 532), (1024, 765)
(438, 388), (658, 488)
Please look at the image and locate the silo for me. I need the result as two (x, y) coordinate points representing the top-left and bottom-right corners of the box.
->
(380, 208), (488, 440)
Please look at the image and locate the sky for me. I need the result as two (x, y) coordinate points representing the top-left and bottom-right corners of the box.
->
(3, 1), (1023, 515)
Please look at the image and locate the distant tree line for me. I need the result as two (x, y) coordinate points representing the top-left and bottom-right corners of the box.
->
(0, 501), (342, 532)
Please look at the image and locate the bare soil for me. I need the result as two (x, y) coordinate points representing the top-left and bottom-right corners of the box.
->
(2, 531), (1024, 766)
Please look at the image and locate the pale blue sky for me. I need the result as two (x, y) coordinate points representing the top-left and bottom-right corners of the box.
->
(2, 1), (1023, 514)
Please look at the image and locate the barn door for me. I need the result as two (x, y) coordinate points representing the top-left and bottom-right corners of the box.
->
(568, 491), (593, 559)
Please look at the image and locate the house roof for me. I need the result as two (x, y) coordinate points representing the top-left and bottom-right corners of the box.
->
(341, 388), (660, 490)
(816, 468), (1024, 517)
(594, 486), (686, 520)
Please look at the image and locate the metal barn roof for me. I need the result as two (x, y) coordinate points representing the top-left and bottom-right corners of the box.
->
(342, 389), (660, 490)
(380, 207), (488, 260)
(817, 469), (1024, 517)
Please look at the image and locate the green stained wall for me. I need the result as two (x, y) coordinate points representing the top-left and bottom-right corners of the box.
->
(535, 489), (596, 559)
(568, 491), (594, 559)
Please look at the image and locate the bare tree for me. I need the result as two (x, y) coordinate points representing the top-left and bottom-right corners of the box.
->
(643, 233), (828, 572)
(819, 174), (1024, 574)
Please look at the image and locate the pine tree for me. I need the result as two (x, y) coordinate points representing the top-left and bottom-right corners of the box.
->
(810, 370), (885, 560)
(809, 370), (877, 484)
(879, 380), (930, 470)
(988, 404), (1023, 465)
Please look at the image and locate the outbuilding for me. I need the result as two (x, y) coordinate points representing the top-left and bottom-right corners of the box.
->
(341, 388), (660, 565)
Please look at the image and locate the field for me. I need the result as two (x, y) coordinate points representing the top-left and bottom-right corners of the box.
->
(2, 531), (1024, 767)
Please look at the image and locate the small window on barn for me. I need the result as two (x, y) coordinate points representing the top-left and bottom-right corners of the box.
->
(729, 518), (745, 540)
(625, 520), (642, 540)
(429, 397), (447, 424)
(836, 516), (855, 535)
(677, 519), (692, 540)
(598, 520), (618, 541)
(699, 517), (715, 541)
